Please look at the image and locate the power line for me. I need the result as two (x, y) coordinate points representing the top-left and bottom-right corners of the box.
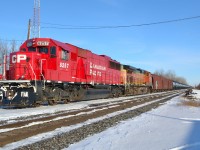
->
(0, 39), (24, 42)
(41, 15), (200, 30)
(41, 22), (96, 28)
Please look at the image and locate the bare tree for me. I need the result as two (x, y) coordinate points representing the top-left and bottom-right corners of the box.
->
(175, 77), (187, 84)
(0, 39), (9, 79)
(0, 39), (18, 79)
(11, 39), (17, 52)
(196, 83), (200, 90)
(154, 69), (188, 84)
(154, 69), (165, 76)
(165, 70), (176, 80)
(0, 40), (8, 55)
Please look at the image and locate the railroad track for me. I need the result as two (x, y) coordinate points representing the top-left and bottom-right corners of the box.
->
(0, 90), (185, 149)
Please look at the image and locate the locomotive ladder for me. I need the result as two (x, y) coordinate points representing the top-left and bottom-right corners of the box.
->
(40, 59), (46, 90)
(29, 63), (37, 92)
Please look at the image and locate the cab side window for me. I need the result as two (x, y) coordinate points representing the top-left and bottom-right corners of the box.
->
(50, 46), (56, 58)
(20, 48), (26, 52)
(61, 49), (69, 60)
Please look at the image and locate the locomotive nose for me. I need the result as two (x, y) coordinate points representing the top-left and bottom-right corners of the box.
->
(8, 52), (41, 80)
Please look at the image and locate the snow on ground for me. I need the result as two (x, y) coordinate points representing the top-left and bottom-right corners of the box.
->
(66, 90), (200, 150)
(190, 89), (200, 100)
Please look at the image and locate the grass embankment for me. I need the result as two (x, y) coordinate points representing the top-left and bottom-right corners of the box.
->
(181, 95), (200, 107)
(182, 100), (200, 107)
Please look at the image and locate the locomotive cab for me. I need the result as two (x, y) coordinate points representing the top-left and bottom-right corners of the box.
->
(7, 38), (53, 81)
(17, 38), (75, 82)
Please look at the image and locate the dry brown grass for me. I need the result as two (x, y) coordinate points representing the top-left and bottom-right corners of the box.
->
(181, 100), (200, 107)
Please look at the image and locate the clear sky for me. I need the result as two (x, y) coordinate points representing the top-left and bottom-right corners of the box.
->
(0, 0), (199, 86)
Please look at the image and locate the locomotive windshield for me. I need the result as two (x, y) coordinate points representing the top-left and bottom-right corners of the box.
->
(39, 47), (48, 54)
(28, 47), (36, 52)
(27, 47), (48, 54)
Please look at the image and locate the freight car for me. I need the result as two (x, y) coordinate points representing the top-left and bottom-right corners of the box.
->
(151, 74), (173, 92)
(173, 81), (191, 89)
(0, 38), (187, 107)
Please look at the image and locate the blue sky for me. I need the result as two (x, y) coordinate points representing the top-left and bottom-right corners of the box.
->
(0, 0), (200, 86)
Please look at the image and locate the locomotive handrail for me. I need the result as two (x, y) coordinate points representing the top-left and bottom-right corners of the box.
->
(0, 80), (31, 83)
(40, 59), (46, 90)
(29, 63), (37, 92)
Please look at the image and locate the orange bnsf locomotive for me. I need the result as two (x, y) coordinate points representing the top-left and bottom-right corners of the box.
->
(0, 38), (172, 106)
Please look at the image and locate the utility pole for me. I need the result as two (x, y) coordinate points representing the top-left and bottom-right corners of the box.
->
(3, 54), (6, 80)
(32, 0), (40, 38)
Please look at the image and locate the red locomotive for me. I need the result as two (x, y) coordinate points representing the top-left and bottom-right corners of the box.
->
(0, 38), (187, 106)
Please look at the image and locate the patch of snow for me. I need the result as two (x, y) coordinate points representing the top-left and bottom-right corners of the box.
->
(191, 89), (200, 100)
(170, 142), (200, 150)
(66, 90), (200, 150)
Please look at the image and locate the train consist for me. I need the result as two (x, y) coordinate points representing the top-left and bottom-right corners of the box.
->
(0, 38), (190, 106)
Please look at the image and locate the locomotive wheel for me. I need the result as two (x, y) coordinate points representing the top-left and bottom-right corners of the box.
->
(33, 102), (41, 107)
(63, 99), (69, 104)
(69, 86), (85, 101)
(117, 89), (122, 97)
(73, 88), (78, 99)
(52, 88), (61, 102)
(48, 100), (53, 105)
(117, 88), (122, 97)
(48, 100), (57, 105)
(62, 96), (70, 104)
(68, 91), (75, 101)
(76, 87), (85, 100)
(112, 89), (116, 97)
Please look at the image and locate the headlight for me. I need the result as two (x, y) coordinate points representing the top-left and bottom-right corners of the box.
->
(6, 90), (15, 100)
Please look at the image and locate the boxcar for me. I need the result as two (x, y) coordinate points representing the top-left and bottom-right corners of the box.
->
(152, 74), (173, 91)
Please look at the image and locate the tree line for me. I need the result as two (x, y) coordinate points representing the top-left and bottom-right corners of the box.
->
(0, 39), (17, 54)
(0, 39), (18, 75)
(195, 84), (200, 90)
(154, 69), (188, 85)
